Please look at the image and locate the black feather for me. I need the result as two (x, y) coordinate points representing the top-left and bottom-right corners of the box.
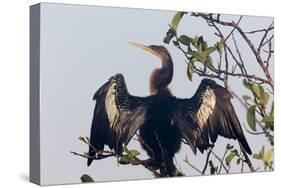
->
(172, 78), (252, 154)
(88, 75), (252, 173)
(88, 74), (149, 166)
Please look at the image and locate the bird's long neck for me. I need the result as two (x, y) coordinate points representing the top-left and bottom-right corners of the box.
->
(150, 54), (173, 95)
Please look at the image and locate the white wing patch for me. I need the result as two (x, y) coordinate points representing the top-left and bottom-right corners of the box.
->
(196, 87), (216, 128)
(105, 81), (119, 127)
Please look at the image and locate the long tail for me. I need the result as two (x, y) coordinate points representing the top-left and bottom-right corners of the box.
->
(166, 158), (177, 177)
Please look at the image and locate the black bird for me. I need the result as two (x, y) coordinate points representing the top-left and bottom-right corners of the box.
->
(87, 42), (252, 176)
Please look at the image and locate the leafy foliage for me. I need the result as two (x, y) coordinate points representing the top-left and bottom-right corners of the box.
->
(225, 149), (238, 166)
(247, 105), (256, 131)
(164, 13), (224, 81)
(171, 12), (185, 31)
(208, 160), (218, 175)
(118, 146), (140, 165)
(81, 174), (94, 183)
(242, 79), (274, 144)
(164, 11), (274, 175)
(163, 28), (176, 44)
(253, 146), (274, 170)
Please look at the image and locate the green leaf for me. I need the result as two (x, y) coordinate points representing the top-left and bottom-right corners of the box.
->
(253, 153), (262, 160)
(225, 150), (238, 166)
(83, 152), (90, 158)
(264, 102), (274, 131)
(81, 174), (94, 183)
(218, 38), (224, 54)
(226, 144), (234, 150)
(260, 92), (269, 108)
(192, 51), (205, 62)
(264, 116), (274, 131)
(190, 47), (216, 66)
(78, 136), (89, 144)
(270, 102), (274, 116)
(197, 36), (205, 48)
(118, 155), (131, 165)
(252, 84), (260, 98)
(178, 35), (192, 46)
(187, 62), (193, 81)
(191, 36), (199, 48)
(205, 56), (214, 69)
(129, 149), (140, 157)
(163, 28), (176, 44)
(209, 160), (217, 175)
(258, 85), (265, 95)
(209, 160), (214, 168)
(264, 148), (274, 166)
(247, 105), (256, 131)
(172, 40), (179, 46)
(263, 114), (273, 124)
(215, 38), (224, 55)
(119, 148), (140, 165)
(164, 35), (173, 44)
(253, 146), (265, 161)
(122, 145), (130, 154)
(171, 12), (184, 31)
(203, 41), (208, 50)
(242, 95), (251, 101)
(204, 47), (217, 56)
(243, 79), (252, 90)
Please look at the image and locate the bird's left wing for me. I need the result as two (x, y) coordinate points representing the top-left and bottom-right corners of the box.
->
(88, 74), (150, 166)
(171, 78), (252, 154)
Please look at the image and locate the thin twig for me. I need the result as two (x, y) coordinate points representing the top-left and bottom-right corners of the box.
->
(71, 151), (116, 160)
(258, 23), (274, 53)
(210, 150), (229, 173)
(225, 16), (243, 41)
(184, 158), (203, 174)
(202, 147), (213, 174)
(244, 26), (273, 34)
(73, 136), (163, 177)
(239, 144), (255, 172)
(191, 12), (273, 89)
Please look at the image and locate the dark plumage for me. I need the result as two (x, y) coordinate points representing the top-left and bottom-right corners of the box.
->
(87, 43), (252, 176)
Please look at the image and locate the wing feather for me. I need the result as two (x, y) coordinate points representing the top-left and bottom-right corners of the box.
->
(172, 78), (252, 154)
(88, 74), (149, 166)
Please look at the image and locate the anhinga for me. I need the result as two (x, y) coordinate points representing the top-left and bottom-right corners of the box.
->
(87, 42), (252, 176)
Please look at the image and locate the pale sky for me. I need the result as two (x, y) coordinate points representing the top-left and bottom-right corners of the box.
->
(39, 3), (273, 185)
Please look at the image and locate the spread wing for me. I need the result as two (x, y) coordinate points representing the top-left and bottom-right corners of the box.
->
(172, 78), (252, 154)
(88, 74), (149, 166)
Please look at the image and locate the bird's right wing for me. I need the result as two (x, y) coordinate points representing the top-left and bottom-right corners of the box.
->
(171, 78), (252, 154)
(88, 74), (149, 166)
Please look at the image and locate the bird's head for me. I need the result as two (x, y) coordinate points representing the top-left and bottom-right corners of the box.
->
(129, 42), (171, 60)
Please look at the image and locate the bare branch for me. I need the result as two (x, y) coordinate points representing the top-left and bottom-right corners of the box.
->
(239, 144), (255, 172)
(184, 157), (203, 174)
(191, 12), (274, 90)
(258, 23), (274, 53)
(202, 147), (213, 174)
(210, 150), (229, 173)
(244, 26), (273, 34)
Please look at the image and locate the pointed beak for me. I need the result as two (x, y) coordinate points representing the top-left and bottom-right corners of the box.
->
(129, 42), (155, 54)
